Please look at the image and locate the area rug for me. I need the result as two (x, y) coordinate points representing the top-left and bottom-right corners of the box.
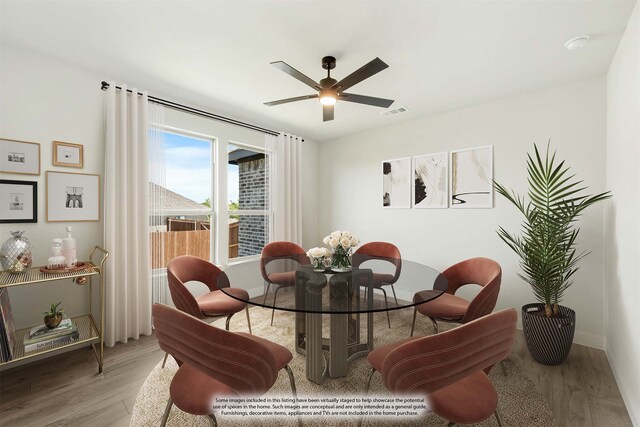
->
(130, 307), (557, 427)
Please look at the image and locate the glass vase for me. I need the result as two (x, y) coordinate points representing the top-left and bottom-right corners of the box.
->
(331, 246), (352, 271)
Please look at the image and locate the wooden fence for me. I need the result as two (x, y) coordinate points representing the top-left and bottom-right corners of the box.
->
(151, 223), (240, 269)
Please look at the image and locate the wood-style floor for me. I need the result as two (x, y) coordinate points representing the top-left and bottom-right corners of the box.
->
(0, 324), (633, 426)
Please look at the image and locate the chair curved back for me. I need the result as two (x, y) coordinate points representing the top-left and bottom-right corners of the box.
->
(167, 255), (229, 319)
(353, 242), (402, 283)
(441, 257), (502, 324)
(260, 241), (309, 283)
(381, 308), (516, 394)
(153, 303), (279, 395)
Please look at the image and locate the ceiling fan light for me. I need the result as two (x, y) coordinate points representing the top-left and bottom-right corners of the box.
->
(320, 95), (337, 106)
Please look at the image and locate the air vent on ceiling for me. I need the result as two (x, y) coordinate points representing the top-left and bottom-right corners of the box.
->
(381, 106), (408, 117)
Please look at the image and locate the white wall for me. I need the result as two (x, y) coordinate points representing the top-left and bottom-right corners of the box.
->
(0, 44), (319, 328)
(605, 2), (640, 425)
(318, 77), (608, 348)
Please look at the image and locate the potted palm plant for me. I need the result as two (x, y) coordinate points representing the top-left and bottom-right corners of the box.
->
(494, 143), (610, 365)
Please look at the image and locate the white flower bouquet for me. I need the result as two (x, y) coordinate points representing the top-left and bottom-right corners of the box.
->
(322, 230), (359, 270)
(306, 247), (332, 271)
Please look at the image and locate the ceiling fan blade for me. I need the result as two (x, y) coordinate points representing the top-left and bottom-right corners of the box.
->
(323, 104), (334, 122)
(271, 61), (322, 91)
(332, 57), (389, 92)
(339, 93), (394, 108)
(264, 94), (318, 106)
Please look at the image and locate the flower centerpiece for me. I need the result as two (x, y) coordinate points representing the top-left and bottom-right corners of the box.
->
(323, 230), (359, 271)
(306, 247), (331, 271)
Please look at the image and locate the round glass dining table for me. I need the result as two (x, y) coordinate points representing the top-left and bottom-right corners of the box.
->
(220, 256), (446, 384)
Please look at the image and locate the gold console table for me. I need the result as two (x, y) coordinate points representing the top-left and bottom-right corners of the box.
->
(0, 246), (109, 373)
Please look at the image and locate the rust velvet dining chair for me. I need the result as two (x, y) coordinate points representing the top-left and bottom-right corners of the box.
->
(360, 308), (517, 427)
(163, 255), (252, 367)
(260, 241), (310, 325)
(410, 257), (501, 336)
(352, 242), (402, 328)
(153, 304), (301, 427)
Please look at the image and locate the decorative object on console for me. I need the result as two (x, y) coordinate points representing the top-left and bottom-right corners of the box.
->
(47, 238), (66, 270)
(323, 230), (359, 271)
(46, 171), (100, 222)
(62, 226), (77, 268)
(0, 179), (37, 223)
(52, 141), (84, 168)
(412, 152), (448, 208)
(382, 157), (411, 208)
(494, 143), (610, 365)
(306, 247), (331, 271)
(450, 145), (493, 208)
(43, 301), (65, 329)
(0, 138), (40, 175)
(0, 231), (33, 273)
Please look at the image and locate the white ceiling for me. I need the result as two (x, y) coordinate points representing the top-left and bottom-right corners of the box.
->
(0, 0), (635, 142)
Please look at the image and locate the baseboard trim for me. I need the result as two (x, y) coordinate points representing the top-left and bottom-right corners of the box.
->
(606, 349), (640, 426)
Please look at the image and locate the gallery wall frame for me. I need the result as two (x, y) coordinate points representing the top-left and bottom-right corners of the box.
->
(449, 145), (494, 209)
(53, 141), (84, 168)
(412, 152), (449, 209)
(382, 157), (412, 209)
(0, 179), (38, 223)
(46, 171), (100, 222)
(0, 138), (41, 175)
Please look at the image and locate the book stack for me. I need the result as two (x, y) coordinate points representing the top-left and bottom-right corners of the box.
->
(24, 318), (79, 353)
(0, 288), (16, 362)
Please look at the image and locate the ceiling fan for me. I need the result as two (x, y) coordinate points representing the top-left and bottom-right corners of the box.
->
(264, 56), (394, 122)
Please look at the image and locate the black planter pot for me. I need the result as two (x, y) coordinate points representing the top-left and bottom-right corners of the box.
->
(522, 303), (575, 365)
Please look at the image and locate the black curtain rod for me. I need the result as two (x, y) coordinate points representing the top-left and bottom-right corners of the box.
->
(100, 81), (281, 137)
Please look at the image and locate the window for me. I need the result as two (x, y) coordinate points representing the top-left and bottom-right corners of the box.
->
(227, 143), (271, 259)
(150, 129), (214, 270)
(149, 129), (271, 270)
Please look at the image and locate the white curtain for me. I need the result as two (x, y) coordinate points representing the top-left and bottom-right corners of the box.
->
(266, 133), (303, 244)
(104, 82), (152, 346)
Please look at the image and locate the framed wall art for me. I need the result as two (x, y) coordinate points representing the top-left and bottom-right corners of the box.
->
(0, 180), (38, 223)
(382, 157), (411, 209)
(46, 171), (100, 222)
(53, 141), (84, 168)
(0, 138), (41, 175)
(412, 152), (448, 208)
(449, 145), (494, 208)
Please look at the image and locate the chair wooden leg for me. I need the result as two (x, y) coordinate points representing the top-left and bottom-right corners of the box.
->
(390, 284), (399, 307)
(285, 365), (302, 427)
(495, 407), (505, 427)
(429, 316), (439, 334)
(380, 287), (391, 328)
(271, 286), (282, 326)
(208, 414), (218, 427)
(358, 367), (376, 427)
(225, 313), (234, 331)
(161, 352), (169, 368)
(263, 282), (271, 305)
(160, 397), (173, 427)
(245, 307), (252, 334)
(410, 307), (417, 337)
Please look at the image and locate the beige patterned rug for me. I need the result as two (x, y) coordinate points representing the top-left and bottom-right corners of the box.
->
(130, 307), (557, 427)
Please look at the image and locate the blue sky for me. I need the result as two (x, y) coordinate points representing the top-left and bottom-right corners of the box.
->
(155, 132), (239, 204)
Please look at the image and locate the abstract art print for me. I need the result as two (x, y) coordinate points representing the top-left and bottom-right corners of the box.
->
(382, 157), (411, 208)
(413, 152), (448, 208)
(46, 171), (100, 222)
(450, 145), (493, 208)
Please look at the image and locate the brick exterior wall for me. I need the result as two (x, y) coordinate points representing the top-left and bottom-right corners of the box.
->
(238, 156), (268, 257)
